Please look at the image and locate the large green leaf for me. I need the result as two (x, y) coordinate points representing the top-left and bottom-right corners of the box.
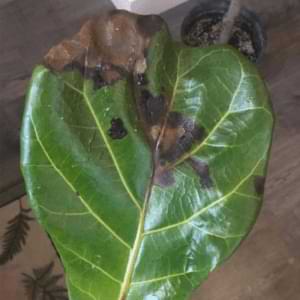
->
(21, 11), (274, 300)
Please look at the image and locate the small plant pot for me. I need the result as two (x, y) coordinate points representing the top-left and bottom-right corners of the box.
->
(181, 0), (266, 62)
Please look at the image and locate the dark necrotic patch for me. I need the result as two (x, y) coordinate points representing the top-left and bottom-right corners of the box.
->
(85, 66), (107, 89)
(189, 158), (213, 188)
(108, 118), (128, 140)
(139, 89), (166, 125)
(137, 15), (164, 37)
(168, 112), (206, 140)
(86, 63), (127, 88)
(63, 61), (86, 74)
(64, 61), (124, 89)
(136, 73), (148, 86)
(154, 168), (175, 188)
(167, 111), (184, 128)
(64, 61), (106, 89)
(255, 176), (266, 195)
(159, 112), (206, 163)
(191, 125), (206, 141)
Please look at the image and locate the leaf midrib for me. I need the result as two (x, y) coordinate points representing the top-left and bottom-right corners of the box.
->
(115, 49), (250, 298)
(117, 49), (223, 298)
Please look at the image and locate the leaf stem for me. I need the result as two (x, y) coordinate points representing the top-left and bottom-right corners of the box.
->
(218, 0), (241, 44)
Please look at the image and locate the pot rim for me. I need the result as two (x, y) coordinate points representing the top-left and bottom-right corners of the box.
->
(181, 4), (267, 63)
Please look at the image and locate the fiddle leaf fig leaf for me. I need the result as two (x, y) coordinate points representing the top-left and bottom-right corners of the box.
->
(21, 10), (274, 300)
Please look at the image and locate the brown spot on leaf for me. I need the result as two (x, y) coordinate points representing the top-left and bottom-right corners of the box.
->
(189, 158), (213, 188)
(108, 118), (128, 140)
(158, 112), (206, 163)
(255, 176), (266, 195)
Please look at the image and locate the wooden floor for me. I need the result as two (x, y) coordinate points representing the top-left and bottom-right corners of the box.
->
(0, 0), (300, 299)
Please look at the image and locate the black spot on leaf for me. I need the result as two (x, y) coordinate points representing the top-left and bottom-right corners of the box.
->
(86, 63), (126, 88)
(191, 125), (206, 141)
(139, 90), (167, 125)
(63, 60), (85, 74)
(189, 158), (213, 188)
(167, 111), (184, 128)
(136, 73), (148, 86)
(64, 61), (106, 89)
(64, 60), (124, 89)
(255, 176), (266, 195)
(108, 118), (128, 140)
(85, 66), (106, 89)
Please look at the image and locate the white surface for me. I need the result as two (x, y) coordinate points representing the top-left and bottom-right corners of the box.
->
(111, 0), (189, 14)
(111, 0), (131, 11)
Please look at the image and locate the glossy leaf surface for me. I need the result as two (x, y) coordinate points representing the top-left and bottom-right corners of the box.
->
(21, 11), (274, 300)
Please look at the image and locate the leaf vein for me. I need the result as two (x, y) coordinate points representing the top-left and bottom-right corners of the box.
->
(64, 80), (142, 211)
(144, 154), (265, 235)
(39, 205), (90, 216)
(55, 238), (122, 285)
(31, 118), (132, 250)
(68, 277), (99, 300)
(190, 224), (244, 240)
(173, 57), (245, 166)
(178, 49), (229, 79)
(132, 270), (202, 285)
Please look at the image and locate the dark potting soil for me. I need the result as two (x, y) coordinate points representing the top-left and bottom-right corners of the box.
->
(183, 17), (256, 62)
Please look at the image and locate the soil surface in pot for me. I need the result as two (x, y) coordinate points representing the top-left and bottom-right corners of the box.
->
(183, 15), (257, 62)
